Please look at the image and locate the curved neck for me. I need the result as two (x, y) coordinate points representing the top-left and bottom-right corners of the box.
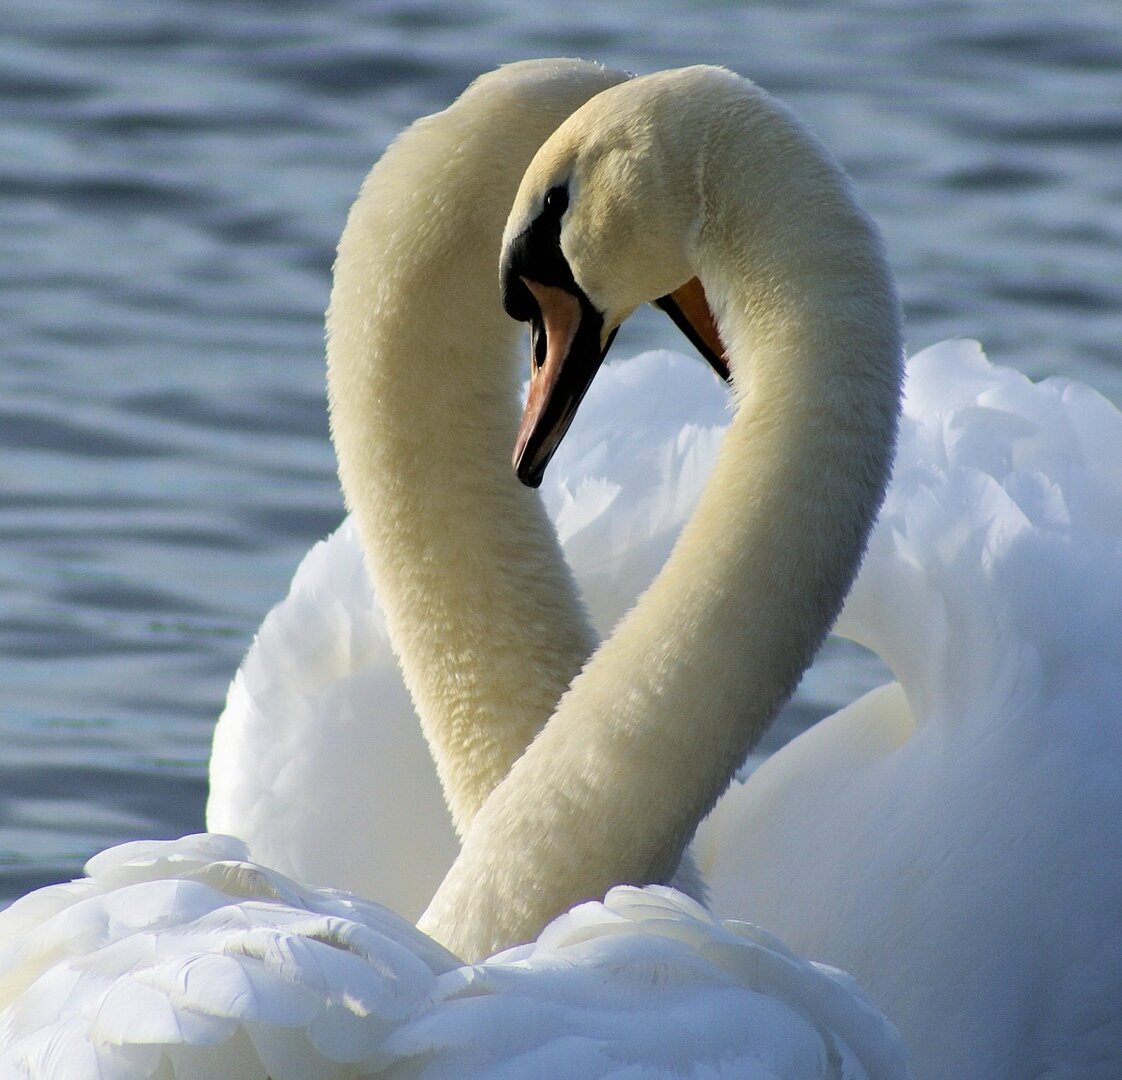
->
(326, 63), (621, 835)
(420, 84), (903, 960)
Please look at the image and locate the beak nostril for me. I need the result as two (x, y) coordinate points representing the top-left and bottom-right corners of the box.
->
(532, 319), (547, 373)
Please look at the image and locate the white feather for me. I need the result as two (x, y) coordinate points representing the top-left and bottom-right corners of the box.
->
(0, 836), (905, 1079)
(696, 339), (1122, 1078)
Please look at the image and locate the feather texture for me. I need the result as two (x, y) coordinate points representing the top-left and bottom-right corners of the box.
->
(0, 835), (905, 1079)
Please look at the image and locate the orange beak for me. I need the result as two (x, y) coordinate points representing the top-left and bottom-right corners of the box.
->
(512, 275), (728, 489)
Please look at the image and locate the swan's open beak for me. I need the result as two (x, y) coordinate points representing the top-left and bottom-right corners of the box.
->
(510, 278), (617, 489)
(655, 277), (731, 382)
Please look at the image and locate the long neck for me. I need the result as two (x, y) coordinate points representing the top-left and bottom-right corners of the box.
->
(419, 93), (903, 959)
(326, 63), (619, 835)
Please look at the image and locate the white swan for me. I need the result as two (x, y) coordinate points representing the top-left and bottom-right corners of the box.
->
(479, 68), (1122, 1078)
(0, 63), (907, 1077)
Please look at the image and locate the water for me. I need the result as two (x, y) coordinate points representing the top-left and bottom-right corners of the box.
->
(1, 0), (1120, 903)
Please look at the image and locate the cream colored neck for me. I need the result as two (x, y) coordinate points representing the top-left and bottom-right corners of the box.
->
(326, 64), (620, 835)
(420, 86), (903, 960)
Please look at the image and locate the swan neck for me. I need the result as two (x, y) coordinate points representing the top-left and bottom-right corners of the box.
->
(421, 81), (903, 958)
(326, 65), (618, 834)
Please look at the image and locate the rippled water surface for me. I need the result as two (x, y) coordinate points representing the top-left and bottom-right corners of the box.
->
(2, 0), (1120, 902)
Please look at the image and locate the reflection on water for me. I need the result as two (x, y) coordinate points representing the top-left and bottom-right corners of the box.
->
(1, 0), (1120, 902)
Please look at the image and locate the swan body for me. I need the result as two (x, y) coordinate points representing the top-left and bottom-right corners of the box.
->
(2, 63), (907, 1076)
(696, 339), (1122, 1078)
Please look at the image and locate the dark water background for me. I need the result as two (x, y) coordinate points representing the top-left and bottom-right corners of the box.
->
(2, 0), (1120, 903)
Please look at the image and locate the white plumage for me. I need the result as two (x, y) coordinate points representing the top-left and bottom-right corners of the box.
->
(208, 516), (460, 922)
(0, 834), (903, 1079)
(696, 338), (1122, 1078)
(214, 333), (1122, 1079)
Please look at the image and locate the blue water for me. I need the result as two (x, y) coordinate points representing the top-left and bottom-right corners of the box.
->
(2, 0), (1121, 903)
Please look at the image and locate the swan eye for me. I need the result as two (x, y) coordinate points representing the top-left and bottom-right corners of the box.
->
(543, 186), (568, 217)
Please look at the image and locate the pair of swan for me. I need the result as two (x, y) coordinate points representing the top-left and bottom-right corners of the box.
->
(215, 56), (1122, 1079)
(3, 56), (1120, 1079)
(0, 59), (908, 1079)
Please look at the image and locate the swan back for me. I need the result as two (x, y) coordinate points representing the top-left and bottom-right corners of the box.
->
(698, 339), (1122, 1078)
(843, 340), (1122, 726)
(208, 519), (462, 919)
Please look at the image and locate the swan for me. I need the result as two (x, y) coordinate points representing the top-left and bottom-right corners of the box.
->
(209, 54), (720, 918)
(0, 62), (907, 1077)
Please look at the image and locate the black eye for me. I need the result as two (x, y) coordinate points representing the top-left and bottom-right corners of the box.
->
(543, 185), (568, 216)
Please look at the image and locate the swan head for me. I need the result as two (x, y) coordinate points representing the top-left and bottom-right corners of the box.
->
(501, 67), (736, 487)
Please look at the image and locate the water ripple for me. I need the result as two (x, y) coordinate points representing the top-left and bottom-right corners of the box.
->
(2, 0), (1120, 903)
